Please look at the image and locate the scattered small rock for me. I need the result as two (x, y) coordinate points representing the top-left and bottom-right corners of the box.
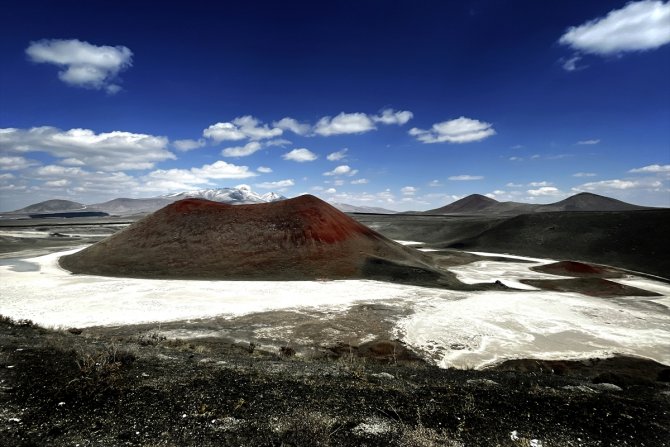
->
(352, 416), (394, 436)
(467, 378), (499, 387)
(562, 385), (598, 393)
(67, 328), (83, 335)
(370, 372), (395, 380)
(591, 383), (623, 392)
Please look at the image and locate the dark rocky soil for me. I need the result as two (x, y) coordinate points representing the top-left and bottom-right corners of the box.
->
(2, 317), (669, 447)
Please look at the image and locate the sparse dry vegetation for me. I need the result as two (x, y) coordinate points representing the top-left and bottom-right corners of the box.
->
(1, 316), (669, 446)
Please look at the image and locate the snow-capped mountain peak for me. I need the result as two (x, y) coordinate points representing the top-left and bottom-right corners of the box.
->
(161, 186), (285, 205)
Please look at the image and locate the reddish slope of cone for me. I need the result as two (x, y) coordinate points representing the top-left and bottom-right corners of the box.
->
(59, 195), (449, 284)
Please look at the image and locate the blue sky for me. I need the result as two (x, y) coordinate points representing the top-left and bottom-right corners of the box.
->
(1, 0), (669, 211)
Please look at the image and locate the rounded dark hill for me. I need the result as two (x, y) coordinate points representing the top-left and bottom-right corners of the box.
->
(538, 192), (648, 212)
(59, 195), (468, 287)
(425, 194), (498, 214)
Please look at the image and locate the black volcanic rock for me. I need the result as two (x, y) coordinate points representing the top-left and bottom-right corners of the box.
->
(59, 195), (471, 288)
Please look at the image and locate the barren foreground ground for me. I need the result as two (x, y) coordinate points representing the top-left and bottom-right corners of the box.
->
(2, 317), (669, 447)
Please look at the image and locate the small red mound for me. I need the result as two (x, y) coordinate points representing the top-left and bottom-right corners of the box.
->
(521, 278), (659, 298)
(59, 195), (442, 283)
(531, 261), (622, 278)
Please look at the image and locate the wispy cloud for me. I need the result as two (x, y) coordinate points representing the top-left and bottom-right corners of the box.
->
(272, 117), (310, 136)
(173, 138), (206, 151)
(372, 109), (413, 125)
(221, 141), (262, 157)
(327, 148), (348, 161)
(401, 186), (417, 195)
(448, 175), (483, 181)
(577, 139), (600, 145)
(257, 166), (273, 173)
(573, 172), (597, 177)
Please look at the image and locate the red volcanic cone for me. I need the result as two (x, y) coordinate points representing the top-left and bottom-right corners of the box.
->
(60, 195), (450, 284)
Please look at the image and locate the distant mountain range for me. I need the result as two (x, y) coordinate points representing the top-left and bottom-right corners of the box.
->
(3, 186), (287, 216)
(3, 190), (656, 218)
(423, 193), (651, 215)
(330, 203), (397, 214)
(1, 186), (396, 217)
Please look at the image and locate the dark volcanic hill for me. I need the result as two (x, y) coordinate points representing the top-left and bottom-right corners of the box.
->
(424, 192), (651, 216)
(8, 199), (87, 214)
(448, 209), (670, 278)
(425, 194), (498, 214)
(538, 192), (647, 212)
(60, 195), (470, 287)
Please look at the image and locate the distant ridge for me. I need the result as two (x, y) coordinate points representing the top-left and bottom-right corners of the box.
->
(331, 202), (397, 214)
(5, 186), (288, 216)
(7, 199), (88, 214)
(424, 192), (651, 215)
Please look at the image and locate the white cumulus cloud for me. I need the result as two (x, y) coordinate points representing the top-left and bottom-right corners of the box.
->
(255, 179), (294, 189)
(629, 164), (670, 173)
(401, 186), (417, 195)
(575, 179), (662, 191)
(559, 0), (670, 55)
(313, 112), (376, 136)
(527, 186), (563, 197)
(26, 39), (133, 94)
(203, 116), (282, 142)
(257, 166), (273, 173)
(323, 165), (357, 176)
(0, 126), (173, 171)
(409, 117), (496, 144)
(282, 148), (318, 162)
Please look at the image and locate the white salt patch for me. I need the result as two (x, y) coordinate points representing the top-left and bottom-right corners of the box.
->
(610, 277), (670, 297)
(396, 290), (670, 369)
(0, 248), (425, 328)
(2, 247), (668, 370)
(466, 251), (551, 263)
(393, 240), (424, 246)
(448, 260), (559, 285)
